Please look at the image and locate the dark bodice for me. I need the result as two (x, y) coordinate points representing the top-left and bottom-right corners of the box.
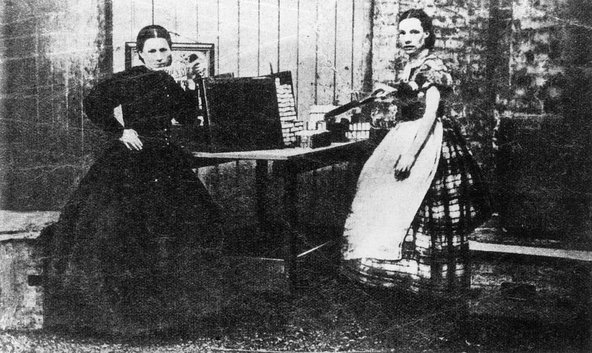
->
(396, 91), (427, 122)
(84, 66), (198, 136)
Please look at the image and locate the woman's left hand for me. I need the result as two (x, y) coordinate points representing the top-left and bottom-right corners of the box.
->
(394, 153), (415, 180)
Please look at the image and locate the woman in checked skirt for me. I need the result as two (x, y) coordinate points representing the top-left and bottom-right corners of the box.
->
(341, 9), (492, 294)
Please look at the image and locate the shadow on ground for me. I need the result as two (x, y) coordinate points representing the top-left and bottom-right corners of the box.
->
(1, 243), (590, 352)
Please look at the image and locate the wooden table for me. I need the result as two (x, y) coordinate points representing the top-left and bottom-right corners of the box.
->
(191, 140), (371, 291)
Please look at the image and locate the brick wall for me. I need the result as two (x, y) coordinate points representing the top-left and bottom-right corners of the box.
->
(497, 0), (592, 240)
(369, 0), (591, 240)
(0, 0), (107, 210)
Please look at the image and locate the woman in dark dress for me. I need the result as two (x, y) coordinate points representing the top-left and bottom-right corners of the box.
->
(43, 25), (223, 335)
(342, 9), (491, 295)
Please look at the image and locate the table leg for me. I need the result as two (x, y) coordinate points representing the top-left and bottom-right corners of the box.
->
(255, 160), (268, 231)
(283, 162), (299, 292)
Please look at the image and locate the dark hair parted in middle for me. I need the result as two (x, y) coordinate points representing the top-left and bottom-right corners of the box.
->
(136, 24), (173, 53)
(399, 9), (435, 49)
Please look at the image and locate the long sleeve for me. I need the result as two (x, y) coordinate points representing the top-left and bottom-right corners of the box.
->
(83, 75), (127, 133)
(84, 67), (199, 133)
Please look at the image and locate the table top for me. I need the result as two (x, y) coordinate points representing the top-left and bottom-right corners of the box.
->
(191, 139), (369, 161)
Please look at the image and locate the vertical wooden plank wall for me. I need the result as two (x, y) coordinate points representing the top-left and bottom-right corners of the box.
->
(296, 0), (318, 119)
(315, 0), (336, 105)
(218, 0), (240, 74)
(113, 0), (153, 72)
(334, 1), (354, 105)
(238, 0), (260, 77)
(112, 0), (370, 120)
(278, 1), (298, 77)
(258, 0), (279, 76)
(196, 1), (221, 72)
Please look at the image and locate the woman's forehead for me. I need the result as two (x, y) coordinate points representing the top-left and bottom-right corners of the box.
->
(141, 38), (170, 51)
(399, 18), (423, 31)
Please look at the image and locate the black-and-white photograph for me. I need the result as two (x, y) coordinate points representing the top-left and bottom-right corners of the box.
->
(1, 0), (591, 352)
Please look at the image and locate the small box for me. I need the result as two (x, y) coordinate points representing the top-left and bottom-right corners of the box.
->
(326, 119), (350, 142)
(295, 130), (331, 149)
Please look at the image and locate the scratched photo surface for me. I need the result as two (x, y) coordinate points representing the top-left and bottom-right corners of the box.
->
(1, 0), (591, 352)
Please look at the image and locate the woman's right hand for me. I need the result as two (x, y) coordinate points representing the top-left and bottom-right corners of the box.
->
(120, 129), (143, 151)
(188, 57), (206, 78)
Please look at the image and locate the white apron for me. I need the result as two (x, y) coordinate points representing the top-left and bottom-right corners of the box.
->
(342, 118), (443, 261)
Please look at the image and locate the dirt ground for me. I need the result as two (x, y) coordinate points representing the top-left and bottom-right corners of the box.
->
(1, 252), (589, 353)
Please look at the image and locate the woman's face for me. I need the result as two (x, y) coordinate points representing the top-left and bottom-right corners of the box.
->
(139, 38), (172, 70)
(398, 18), (429, 57)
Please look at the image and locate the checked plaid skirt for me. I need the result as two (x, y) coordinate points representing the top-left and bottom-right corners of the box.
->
(342, 117), (492, 294)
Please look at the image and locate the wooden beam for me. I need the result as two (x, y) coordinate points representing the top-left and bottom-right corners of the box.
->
(469, 240), (592, 262)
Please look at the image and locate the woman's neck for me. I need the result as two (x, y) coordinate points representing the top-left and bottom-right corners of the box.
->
(408, 48), (430, 67)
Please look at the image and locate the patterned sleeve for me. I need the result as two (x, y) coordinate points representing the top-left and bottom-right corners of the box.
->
(415, 57), (453, 92)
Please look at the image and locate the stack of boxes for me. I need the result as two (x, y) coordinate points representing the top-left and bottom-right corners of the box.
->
(295, 129), (331, 148)
(347, 122), (371, 140)
(274, 77), (304, 147)
(308, 105), (337, 131)
(298, 105), (335, 148)
(274, 79), (374, 148)
(309, 105), (372, 141)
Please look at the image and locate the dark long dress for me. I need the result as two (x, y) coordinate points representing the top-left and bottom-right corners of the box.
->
(42, 66), (224, 335)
